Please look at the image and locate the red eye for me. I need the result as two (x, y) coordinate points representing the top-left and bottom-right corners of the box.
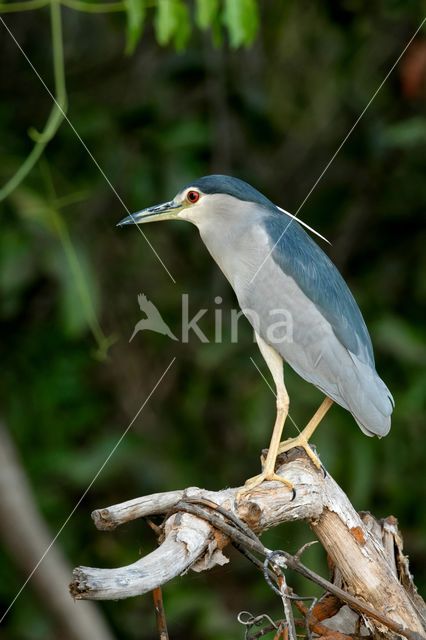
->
(187, 190), (200, 204)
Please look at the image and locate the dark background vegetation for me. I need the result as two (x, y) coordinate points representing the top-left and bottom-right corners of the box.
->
(0, 2), (425, 638)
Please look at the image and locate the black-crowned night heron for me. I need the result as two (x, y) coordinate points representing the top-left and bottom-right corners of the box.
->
(118, 175), (394, 493)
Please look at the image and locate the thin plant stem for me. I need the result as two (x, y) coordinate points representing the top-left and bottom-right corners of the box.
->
(54, 190), (89, 208)
(60, 0), (125, 13)
(0, 0), (66, 201)
(0, 0), (126, 12)
(41, 160), (116, 359)
(0, 0), (48, 12)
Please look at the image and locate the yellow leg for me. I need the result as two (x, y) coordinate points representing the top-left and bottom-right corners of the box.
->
(241, 397), (293, 495)
(239, 334), (293, 497)
(277, 397), (333, 468)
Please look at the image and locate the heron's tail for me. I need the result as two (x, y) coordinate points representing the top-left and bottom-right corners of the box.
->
(342, 353), (394, 437)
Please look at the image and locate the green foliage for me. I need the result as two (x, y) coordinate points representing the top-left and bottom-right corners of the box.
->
(154, 0), (191, 50)
(378, 116), (426, 148)
(0, 0), (262, 48)
(195, 0), (219, 30)
(0, 0), (66, 203)
(0, 2), (425, 639)
(6, 181), (114, 357)
(223, 0), (259, 47)
(125, 0), (146, 54)
(0, 0), (261, 236)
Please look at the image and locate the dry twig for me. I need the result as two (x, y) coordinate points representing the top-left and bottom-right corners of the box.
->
(70, 450), (426, 640)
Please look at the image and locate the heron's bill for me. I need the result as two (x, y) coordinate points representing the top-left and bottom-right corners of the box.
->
(117, 200), (182, 226)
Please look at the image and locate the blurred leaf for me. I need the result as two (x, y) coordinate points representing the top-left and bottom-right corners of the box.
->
(195, 0), (219, 29)
(154, 0), (174, 45)
(223, 0), (259, 47)
(194, 0), (223, 47)
(48, 241), (100, 337)
(195, 340), (241, 369)
(172, 0), (191, 51)
(154, 0), (189, 47)
(9, 187), (111, 353)
(0, 229), (33, 295)
(398, 371), (426, 416)
(125, 0), (146, 54)
(378, 117), (426, 149)
(374, 316), (426, 365)
(11, 187), (54, 233)
(0, 229), (35, 317)
(165, 118), (210, 147)
(39, 433), (136, 486)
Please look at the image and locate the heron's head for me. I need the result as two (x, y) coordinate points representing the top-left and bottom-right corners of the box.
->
(117, 175), (275, 229)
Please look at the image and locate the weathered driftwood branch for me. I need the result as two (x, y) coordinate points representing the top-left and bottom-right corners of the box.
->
(70, 450), (426, 639)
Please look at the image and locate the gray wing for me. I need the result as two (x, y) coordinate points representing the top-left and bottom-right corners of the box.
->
(258, 212), (394, 436)
(264, 213), (375, 367)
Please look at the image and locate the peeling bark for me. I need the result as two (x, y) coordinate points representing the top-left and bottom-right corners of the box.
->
(70, 450), (426, 639)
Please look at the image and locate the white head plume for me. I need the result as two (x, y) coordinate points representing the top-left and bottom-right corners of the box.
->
(276, 206), (331, 245)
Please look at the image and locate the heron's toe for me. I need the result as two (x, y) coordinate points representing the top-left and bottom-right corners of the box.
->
(278, 436), (322, 470)
(236, 471), (294, 501)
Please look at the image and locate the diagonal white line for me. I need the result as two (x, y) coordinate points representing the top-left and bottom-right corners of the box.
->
(250, 357), (301, 435)
(250, 16), (426, 284)
(0, 357), (176, 624)
(250, 356), (276, 396)
(0, 16), (176, 284)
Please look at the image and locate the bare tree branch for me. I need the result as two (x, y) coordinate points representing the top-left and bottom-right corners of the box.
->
(70, 450), (426, 639)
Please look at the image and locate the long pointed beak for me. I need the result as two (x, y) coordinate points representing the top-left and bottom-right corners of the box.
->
(117, 200), (183, 227)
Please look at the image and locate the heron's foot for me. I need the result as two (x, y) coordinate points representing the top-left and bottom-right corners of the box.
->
(237, 471), (294, 500)
(277, 434), (322, 469)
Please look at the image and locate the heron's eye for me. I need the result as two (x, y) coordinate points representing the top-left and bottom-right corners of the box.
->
(187, 190), (200, 204)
